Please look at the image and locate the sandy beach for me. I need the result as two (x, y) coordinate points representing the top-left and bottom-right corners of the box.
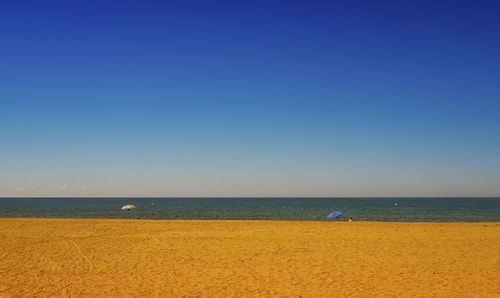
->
(0, 219), (498, 297)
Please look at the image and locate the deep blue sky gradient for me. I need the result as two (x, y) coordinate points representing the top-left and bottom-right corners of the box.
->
(1, 1), (499, 196)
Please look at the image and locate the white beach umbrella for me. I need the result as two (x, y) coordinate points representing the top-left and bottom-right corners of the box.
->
(121, 204), (136, 210)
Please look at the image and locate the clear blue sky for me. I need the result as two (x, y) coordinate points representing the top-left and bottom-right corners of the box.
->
(1, 1), (499, 197)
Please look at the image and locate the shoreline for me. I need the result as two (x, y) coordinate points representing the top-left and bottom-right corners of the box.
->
(1, 218), (499, 296)
(1, 217), (499, 223)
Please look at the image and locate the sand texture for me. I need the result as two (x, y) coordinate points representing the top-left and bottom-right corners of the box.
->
(0, 218), (498, 297)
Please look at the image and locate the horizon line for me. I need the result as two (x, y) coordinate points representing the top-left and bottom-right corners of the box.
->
(1, 196), (499, 199)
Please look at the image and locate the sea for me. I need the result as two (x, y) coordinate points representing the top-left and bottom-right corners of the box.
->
(0, 197), (499, 222)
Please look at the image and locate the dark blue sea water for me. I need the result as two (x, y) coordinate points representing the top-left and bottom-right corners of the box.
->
(0, 197), (499, 222)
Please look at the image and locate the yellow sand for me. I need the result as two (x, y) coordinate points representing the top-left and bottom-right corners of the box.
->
(0, 219), (498, 297)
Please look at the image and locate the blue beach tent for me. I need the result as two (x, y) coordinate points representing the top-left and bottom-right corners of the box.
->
(327, 211), (344, 219)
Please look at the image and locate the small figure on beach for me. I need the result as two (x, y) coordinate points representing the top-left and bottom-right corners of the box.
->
(348, 217), (353, 222)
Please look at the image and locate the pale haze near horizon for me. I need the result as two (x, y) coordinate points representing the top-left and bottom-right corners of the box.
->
(3, 155), (499, 197)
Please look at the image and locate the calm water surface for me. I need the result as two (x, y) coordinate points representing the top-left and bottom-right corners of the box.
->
(0, 197), (499, 222)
